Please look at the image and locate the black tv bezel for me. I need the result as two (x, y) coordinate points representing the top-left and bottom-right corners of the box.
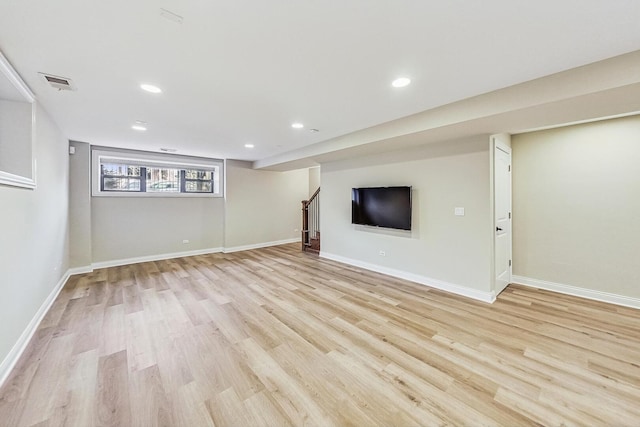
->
(351, 186), (412, 231)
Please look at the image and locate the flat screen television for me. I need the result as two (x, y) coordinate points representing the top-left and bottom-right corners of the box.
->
(351, 186), (412, 230)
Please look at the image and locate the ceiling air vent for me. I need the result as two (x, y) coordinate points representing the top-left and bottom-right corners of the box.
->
(39, 72), (76, 91)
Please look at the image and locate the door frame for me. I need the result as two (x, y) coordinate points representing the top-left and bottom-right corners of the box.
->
(490, 133), (513, 300)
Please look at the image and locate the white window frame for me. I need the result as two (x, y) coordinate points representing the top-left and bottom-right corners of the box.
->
(91, 147), (224, 198)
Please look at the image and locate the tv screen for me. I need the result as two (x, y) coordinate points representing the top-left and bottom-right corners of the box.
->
(351, 186), (412, 230)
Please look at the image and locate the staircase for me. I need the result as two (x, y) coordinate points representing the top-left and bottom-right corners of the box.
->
(301, 187), (320, 253)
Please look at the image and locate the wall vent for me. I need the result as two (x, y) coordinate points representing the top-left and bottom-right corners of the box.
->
(39, 72), (76, 91)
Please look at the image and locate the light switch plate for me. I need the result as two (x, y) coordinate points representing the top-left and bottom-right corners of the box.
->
(454, 207), (465, 216)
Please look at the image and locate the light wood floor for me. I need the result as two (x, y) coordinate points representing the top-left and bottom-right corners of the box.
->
(1, 244), (640, 426)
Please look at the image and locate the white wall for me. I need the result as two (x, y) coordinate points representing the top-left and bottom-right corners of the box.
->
(512, 115), (640, 300)
(0, 105), (69, 374)
(320, 137), (493, 300)
(224, 160), (308, 250)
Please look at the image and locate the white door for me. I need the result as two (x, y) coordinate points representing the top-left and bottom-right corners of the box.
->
(494, 143), (512, 296)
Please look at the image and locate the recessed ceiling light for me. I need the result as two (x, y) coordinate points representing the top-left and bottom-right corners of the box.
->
(391, 77), (411, 88)
(132, 124), (147, 131)
(244, 143), (254, 148)
(291, 123), (304, 129)
(309, 128), (320, 133)
(140, 83), (162, 94)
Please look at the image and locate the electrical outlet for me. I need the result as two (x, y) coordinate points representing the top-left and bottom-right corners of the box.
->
(379, 250), (386, 257)
(182, 239), (190, 244)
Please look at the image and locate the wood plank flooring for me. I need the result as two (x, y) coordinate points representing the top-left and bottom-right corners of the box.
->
(1, 243), (640, 426)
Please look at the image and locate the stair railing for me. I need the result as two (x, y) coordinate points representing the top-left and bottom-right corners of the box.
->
(301, 187), (320, 252)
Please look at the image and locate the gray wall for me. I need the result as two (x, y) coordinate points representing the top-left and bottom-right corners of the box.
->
(0, 105), (70, 369)
(0, 100), (32, 178)
(68, 145), (226, 264)
(308, 166), (320, 197)
(92, 197), (225, 263)
(224, 160), (308, 249)
(68, 141), (92, 267)
(67, 151), (308, 265)
(320, 137), (492, 295)
(512, 115), (640, 298)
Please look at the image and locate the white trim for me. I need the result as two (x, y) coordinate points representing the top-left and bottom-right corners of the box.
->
(490, 134), (513, 297)
(0, 170), (36, 189)
(512, 275), (640, 310)
(0, 270), (69, 389)
(74, 239), (302, 271)
(90, 191), (223, 199)
(91, 247), (223, 270)
(91, 147), (224, 198)
(67, 265), (94, 275)
(320, 251), (495, 303)
(0, 50), (37, 189)
(0, 240), (301, 387)
(223, 238), (301, 254)
(0, 50), (35, 102)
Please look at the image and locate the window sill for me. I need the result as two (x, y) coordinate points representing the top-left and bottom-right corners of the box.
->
(91, 191), (223, 198)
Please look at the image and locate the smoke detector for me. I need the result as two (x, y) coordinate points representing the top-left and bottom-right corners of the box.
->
(39, 73), (76, 91)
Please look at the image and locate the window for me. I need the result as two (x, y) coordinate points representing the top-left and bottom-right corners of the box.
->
(184, 169), (214, 193)
(145, 167), (179, 193)
(101, 163), (142, 192)
(92, 148), (223, 197)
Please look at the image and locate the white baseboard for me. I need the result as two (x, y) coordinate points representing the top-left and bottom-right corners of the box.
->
(0, 238), (302, 388)
(75, 240), (301, 273)
(512, 275), (640, 309)
(91, 247), (224, 270)
(320, 251), (495, 303)
(0, 269), (71, 389)
(223, 238), (300, 254)
(67, 265), (94, 275)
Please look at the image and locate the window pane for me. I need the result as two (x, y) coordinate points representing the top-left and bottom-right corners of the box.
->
(185, 180), (213, 193)
(101, 163), (141, 177)
(185, 169), (212, 180)
(146, 167), (179, 192)
(103, 177), (141, 191)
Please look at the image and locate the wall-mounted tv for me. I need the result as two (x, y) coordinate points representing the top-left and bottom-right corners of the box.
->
(351, 186), (412, 231)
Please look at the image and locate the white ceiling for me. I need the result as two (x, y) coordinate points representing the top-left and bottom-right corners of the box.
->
(1, 0), (639, 165)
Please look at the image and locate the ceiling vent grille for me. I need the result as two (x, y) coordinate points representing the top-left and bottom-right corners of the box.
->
(39, 72), (76, 91)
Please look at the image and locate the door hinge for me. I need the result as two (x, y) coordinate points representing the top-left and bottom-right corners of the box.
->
(508, 165), (511, 172)
(509, 260), (512, 267)
(509, 212), (511, 219)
